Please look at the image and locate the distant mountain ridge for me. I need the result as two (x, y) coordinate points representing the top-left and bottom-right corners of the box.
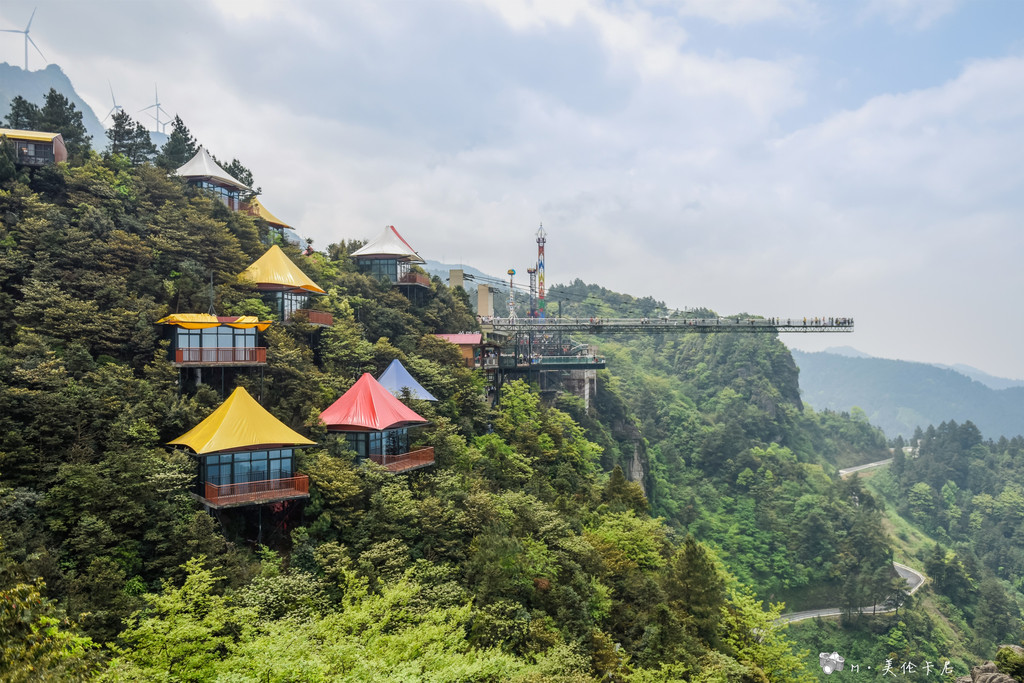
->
(422, 260), (502, 287)
(933, 363), (1024, 390)
(817, 345), (1024, 390)
(793, 349), (1024, 439)
(0, 62), (105, 147)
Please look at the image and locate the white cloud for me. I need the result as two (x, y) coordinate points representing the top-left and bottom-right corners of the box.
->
(674, 0), (815, 25)
(4, 0), (1024, 378)
(860, 0), (963, 29)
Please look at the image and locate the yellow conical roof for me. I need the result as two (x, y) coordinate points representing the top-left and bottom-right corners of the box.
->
(247, 198), (291, 229)
(168, 387), (316, 454)
(239, 245), (326, 294)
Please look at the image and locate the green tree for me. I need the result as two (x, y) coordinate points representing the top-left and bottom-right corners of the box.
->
(109, 557), (249, 681)
(0, 579), (98, 682)
(664, 536), (725, 646)
(156, 116), (199, 170)
(975, 577), (1019, 645)
(719, 587), (814, 683)
(4, 96), (41, 129)
(0, 134), (19, 182)
(38, 89), (91, 159)
(105, 110), (156, 165)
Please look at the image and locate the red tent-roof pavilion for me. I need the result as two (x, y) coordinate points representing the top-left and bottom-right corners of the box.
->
(319, 373), (427, 432)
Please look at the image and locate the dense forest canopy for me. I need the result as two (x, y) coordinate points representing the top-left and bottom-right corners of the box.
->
(1, 99), (1020, 681)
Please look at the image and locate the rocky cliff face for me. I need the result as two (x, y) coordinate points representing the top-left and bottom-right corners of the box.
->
(955, 646), (1024, 683)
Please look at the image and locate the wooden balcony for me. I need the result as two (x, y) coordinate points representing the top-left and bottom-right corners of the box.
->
(397, 272), (431, 288)
(293, 309), (334, 326)
(200, 474), (309, 509)
(369, 447), (435, 473)
(174, 347), (267, 366)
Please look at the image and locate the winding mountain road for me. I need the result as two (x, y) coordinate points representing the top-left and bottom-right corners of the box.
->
(780, 562), (926, 623)
(838, 458), (893, 478)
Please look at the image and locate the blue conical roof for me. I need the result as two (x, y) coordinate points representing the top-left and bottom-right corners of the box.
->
(377, 359), (437, 401)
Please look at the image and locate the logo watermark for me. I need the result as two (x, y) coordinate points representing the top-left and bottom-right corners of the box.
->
(816, 652), (956, 676)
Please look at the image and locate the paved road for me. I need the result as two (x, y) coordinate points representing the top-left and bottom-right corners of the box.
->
(780, 562), (926, 623)
(839, 458), (893, 478)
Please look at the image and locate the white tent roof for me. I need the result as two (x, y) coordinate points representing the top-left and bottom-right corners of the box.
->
(351, 225), (425, 263)
(174, 147), (250, 191)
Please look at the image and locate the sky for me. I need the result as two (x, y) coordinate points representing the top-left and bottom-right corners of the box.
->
(3, 0), (1024, 378)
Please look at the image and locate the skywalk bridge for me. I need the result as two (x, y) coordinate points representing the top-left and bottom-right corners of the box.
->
(482, 316), (854, 336)
(476, 315), (852, 406)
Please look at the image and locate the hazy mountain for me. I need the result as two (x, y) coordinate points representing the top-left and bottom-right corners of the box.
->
(0, 63), (105, 147)
(933, 363), (1024, 390)
(792, 349), (1024, 439)
(820, 345), (874, 359)
(807, 345), (1024, 390)
(422, 260), (503, 287)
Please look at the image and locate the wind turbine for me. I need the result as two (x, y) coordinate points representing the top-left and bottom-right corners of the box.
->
(138, 84), (171, 133)
(1, 8), (46, 71)
(103, 81), (123, 123)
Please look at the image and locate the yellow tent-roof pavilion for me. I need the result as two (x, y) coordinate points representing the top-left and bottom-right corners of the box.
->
(240, 245), (326, 294)
(247, 198), (291, 229)
(168, 386), (316, 455)
(156, 313), (271, 331)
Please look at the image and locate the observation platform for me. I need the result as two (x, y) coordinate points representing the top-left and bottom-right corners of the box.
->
(500, 355), (606, 371)
(173, 347), (267, 366)
(369, 447), (435, 473)
(196, 474), (310, 509)
(482, 316), (853, 335)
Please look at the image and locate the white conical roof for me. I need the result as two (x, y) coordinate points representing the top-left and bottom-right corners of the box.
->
(350, 225), (425, 263)
(174, 147), (250, 191)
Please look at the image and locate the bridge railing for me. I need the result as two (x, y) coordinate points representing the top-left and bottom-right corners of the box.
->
(482, 316), (853, 334)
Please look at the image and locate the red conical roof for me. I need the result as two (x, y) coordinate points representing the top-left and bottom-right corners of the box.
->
(319, 373), (427, 431)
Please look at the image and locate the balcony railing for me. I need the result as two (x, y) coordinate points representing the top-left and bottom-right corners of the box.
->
(16, 151), (55, 166)
(397, 272), (431, 287)
(174, 347), (267, 365)
(201, 474), (309, 508)
(368, 447), (435, 473)
(294, 309), (334, 326)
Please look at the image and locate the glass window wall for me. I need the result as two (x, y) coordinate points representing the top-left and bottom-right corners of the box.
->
(359, 258), (399, 283)
(175, 326), (257, 351)
(202, 448), (294, 486)
(341, 429), (409, 457)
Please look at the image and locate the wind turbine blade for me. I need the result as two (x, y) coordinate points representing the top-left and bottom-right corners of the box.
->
(138, 103), (157, 112)
(27, 35), (45, 62)
(25, 7), (37, 32)
(108, 80), (117, 105)
(0, 29), (24, 33)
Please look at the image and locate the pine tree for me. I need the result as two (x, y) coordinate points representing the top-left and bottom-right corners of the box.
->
(105, 111), (156, 165)
(0, 135), (18, 182)
(157, 116), (199, 170)
(38, 89), (91, 159)
(3, 95), (41, 129)
(664, 536), (725, 646)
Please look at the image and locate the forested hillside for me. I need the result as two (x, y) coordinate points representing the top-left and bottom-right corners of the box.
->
(0, 108), (827, 681)
(3, 103), (1018, 681)
(793, 349), (1024, 440)
(871, 423), (1024, 653)
(548, 281), (895, 608)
